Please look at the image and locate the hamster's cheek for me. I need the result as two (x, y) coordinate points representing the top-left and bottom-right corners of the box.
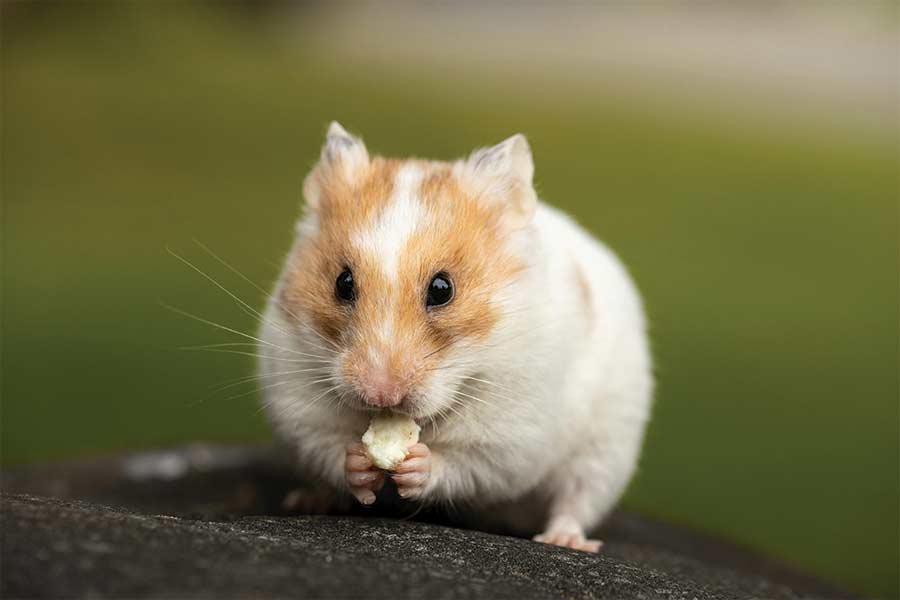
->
(412, 364), (462, 419)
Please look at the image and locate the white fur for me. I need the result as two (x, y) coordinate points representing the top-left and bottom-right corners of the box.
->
(260, 140), (652, 538)
(352, 164), (428, 282)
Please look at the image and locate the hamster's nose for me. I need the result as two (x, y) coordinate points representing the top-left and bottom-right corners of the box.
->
(360, 372), (405, 408)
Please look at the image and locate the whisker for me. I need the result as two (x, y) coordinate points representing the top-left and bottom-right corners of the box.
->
(168, 247), (340, 363)
(193, 240), (343, 356)
(222, 375), (338, 404)
(219, 379), (290, 403)
(285, 383), (344, 419)
(168, 247), (292, 339)
(182, 342), (262, 349)
(452, 389), (490, 407)
(161, 302), (328, 360)
(333, 390), (349, 412)
(256, 378), (340, 414)
(454, 376), (523, 405)
(212, 368), (335, 392)
(293, 335), (342, 358)
(179, 346), (332, 364)
(299, 322), (342, 354)
(179, 342), (333, 361)
(424, 364), (460, 373)
(432, 406), (449, 428)
(462, 375), (517, 395)
(423, 338), (456, 360)
(428, 412), (440, 438)
(192, 238), (306, 325)
(443, 397), (467, 421)
(193, 239), (274, 294)
(399, 501), (426, 522)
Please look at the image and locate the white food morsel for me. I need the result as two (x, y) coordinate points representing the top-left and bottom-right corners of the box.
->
(361, 412), (421, 470)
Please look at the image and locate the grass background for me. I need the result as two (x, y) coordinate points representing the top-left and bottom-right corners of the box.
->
(2, 4), (897, 597)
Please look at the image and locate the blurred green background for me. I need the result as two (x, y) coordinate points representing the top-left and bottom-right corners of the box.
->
(2, 2), (897, 597)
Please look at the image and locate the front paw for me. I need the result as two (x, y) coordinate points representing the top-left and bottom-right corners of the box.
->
(391, 443), (431, 500)
(345, 442), (385, 505)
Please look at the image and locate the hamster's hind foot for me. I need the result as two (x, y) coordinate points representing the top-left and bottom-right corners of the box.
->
(533, 515), (604, 553)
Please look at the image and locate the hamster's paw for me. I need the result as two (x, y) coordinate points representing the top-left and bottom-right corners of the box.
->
(534, 515), (604, 553)
(345, 442), (385, 505)
(533, 531), (604, 553)
(391, 443), (431, 500)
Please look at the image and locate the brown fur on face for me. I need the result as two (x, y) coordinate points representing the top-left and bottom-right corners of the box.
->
(279, 157), (527, 405)
(279, 157), (401, 341)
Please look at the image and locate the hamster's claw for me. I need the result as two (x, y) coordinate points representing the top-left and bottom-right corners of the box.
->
(345, 442), (385, 505)
(392, 443), (431, 500)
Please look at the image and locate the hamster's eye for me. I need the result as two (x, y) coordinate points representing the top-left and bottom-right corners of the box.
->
(426, 273), (453, 308)
(335, 269), (356, 303)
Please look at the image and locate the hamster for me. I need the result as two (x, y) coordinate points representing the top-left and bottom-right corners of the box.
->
(259, 122), (653, 552)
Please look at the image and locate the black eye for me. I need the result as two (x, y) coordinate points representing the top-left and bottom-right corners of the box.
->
(426, 273), (453, 308)
(335, 269), (356, 303)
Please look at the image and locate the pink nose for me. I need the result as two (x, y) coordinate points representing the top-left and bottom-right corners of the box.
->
(360, 373), (405, 408)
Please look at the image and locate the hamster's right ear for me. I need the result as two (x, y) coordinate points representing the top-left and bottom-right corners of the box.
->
(464, 134), (537, 228)
(303, 121), (370, 211)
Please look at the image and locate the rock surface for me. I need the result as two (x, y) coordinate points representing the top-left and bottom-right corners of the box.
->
(1, 445), (850, 599)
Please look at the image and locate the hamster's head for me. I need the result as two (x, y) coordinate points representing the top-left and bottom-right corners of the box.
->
(278, 122), (537, 421)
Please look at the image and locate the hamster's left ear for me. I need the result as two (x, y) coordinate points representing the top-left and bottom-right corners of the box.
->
(303, 121), (369, 211)
(465, 134), (537, 228)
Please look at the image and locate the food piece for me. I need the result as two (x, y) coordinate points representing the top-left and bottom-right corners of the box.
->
(361, 411), (421, 470)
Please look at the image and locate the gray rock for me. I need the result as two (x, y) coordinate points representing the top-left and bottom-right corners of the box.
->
(0, 445), (850, 599)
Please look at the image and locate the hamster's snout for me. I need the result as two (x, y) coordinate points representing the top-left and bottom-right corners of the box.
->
(357, 369), (408, 408)
(341, 336), (427, 411)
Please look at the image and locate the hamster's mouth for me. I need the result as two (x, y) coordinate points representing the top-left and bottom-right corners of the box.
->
(346, 393), (426, 426)
(386, 406), (428, 427)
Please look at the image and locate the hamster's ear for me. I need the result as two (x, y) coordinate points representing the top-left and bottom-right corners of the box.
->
(465, 134), (536, 228)
(303, 121), (369, 211)
(321, 121), (369, 168)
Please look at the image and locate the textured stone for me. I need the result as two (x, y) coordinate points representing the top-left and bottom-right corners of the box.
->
(0, 445), (850, 599)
